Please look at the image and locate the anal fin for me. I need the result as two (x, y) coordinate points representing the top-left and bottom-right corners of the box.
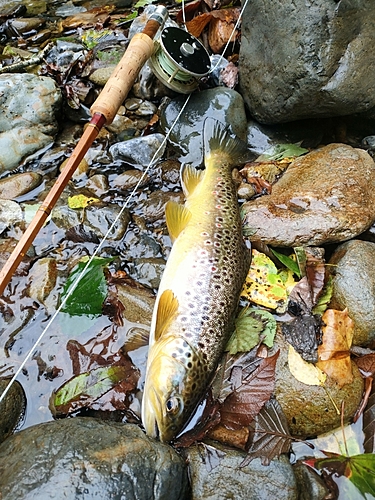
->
(155, 289), (179, 341)
(165, 200), (191, 243)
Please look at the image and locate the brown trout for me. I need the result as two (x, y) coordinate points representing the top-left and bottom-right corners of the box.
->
(141, 118), (251, 442)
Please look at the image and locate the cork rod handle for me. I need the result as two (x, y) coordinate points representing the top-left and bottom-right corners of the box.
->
(90, 17), (165, 123)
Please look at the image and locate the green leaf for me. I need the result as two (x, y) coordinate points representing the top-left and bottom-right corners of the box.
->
(53, 365), (127, 410)
(257, 143), (308, 162)
(61, 257), (113, 316)
(313, 453), (375, 498)
(133, 0), (156, 8)
(226, 307), (277, 354)
(312, 276), (334, 316)
(270, 248), (301, 278)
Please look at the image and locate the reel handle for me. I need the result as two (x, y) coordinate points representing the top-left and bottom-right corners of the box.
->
(90, 7), (168, 124)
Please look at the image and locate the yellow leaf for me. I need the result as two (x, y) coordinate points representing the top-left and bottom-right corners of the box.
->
(68, 194), (99, 209)
(288, 345), (327, 386)
(241, 249), (297, 311)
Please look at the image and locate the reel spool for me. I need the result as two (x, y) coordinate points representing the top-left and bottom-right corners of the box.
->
(150, 26), (211, 94)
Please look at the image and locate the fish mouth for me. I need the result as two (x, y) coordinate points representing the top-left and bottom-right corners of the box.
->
(142, 386), (162, 440)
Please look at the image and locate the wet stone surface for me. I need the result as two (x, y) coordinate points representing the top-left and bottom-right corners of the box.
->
(186, 441), (297, 500)
(328, 239), (375, 347)
(242, 143), (375, 246)
(0, 418), (190, 500)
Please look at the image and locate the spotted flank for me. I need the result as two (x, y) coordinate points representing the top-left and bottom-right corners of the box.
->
(141, 118), (251, 442)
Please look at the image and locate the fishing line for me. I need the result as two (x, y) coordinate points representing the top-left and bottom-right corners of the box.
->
(0, 0), (250, 405)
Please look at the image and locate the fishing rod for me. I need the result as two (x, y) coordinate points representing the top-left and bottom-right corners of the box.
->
(0, 5), (170, 296)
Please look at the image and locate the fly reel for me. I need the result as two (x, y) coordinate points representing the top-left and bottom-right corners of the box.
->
(150, 26), (211, 94)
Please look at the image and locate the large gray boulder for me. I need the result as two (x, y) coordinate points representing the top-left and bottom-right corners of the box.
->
(239, 0), (375, 123)
(0, 418), (190, 500)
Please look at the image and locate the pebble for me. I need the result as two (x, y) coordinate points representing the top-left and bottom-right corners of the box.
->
(0, 172), (43, 200)
(109, 133), (166, 168)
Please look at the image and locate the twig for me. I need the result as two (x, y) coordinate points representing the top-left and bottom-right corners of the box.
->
(0, 42), (54, 74)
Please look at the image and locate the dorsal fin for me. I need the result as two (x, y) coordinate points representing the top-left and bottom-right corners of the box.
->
(154, 289), (179, 341)
(180, 164), (205, 198)
(165, 200), (192, 243)
(203, 118), (249, 167)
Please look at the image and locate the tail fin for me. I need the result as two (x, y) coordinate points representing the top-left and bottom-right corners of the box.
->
(203, 117), (249, 167)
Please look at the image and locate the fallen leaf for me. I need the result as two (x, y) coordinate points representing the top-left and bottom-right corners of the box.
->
(363, 391), (375, 453)
(257, 143), (308, 162)
(304, 247), (326, 304)
(186, 13), (212, 38)
(61, 257), (113, 316)
(240, 249), (289, 311)
(242, 397), (292, 466)
(68, 194), (99, 209)
(225, 307), (277, 355)
(316, 309), (354, 388)
(288, 345), (327, 386)
(306, 452), (375, 499)
(220, 351), (279, 430)
(208, 8), (241, 53)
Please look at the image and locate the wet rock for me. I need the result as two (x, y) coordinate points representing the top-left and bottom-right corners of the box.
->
(111, 169), (150, 191)
(0, 379), (26, 444)
(0, 200), (23, 234)
(85, 173), (109, 197)
(117, 280), (155, 325)
(45, 40), (85, 69)
(328, 240), (375, 346)
(83, 202), (131, 240)
(293, 462), (330, 500)
(0, 172), (42, 200)
(0, 418), (189, 500)
(129, 257), (166, 290)
(239, 0), (375, 123)
(27, 257), (58, 311)
(186, 441), (297, 500)
(0, 74), (61, 173)
(89, 65), (116, 86)
(159, 159), (181, 187)
(273, 330), (363, 438)
(109, 133), (166, 168)
(10, 17), (45, 34)
(160, 87), (248, 166)
(134, 100), (157, 116)
(134, 190), (184, 224)
(242, 143), (375, 246)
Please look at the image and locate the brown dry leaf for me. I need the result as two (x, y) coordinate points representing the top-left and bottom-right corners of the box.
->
(208, 7), (241, 53)
(316, 308), (354, 388)
(304, 247), (326, 304)
(186, 13), (212, 38)
(220, 351), (279, 430)
(62, 5), (115, 29)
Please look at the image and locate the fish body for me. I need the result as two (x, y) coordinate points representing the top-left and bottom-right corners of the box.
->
(141, 118), (251, 442)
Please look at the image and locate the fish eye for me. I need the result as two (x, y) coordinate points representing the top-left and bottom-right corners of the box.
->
(166, 397), (180, 415)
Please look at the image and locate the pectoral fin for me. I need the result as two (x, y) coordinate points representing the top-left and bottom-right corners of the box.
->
(165, 200), (191, 243)
(155, 289), (179, 341)
(181, 164), (205, 198)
